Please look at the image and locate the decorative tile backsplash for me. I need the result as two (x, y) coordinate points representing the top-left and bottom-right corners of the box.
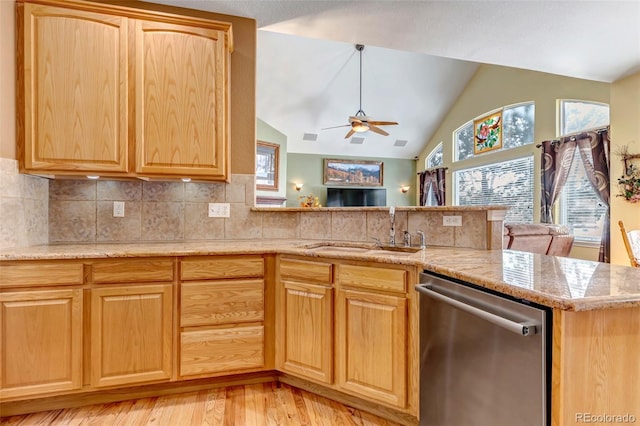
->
(0, 157), (503, 250)
(0, 158), (48, 249)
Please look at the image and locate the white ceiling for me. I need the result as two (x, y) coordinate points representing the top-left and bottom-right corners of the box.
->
(150, 0), (640, 159)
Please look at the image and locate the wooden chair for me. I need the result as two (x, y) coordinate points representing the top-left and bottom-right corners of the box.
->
(618, 220), (640, 267)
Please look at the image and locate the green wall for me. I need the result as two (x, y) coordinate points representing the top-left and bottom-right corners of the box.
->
(286, 153), (417, 207)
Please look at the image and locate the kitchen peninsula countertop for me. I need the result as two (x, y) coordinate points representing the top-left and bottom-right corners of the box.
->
(1, 240), (639, 312)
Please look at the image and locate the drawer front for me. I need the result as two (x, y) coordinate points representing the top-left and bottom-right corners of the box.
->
(181, 279), (264, 327)
(181, 256), (264, 280)
(180, 325), (264, 376)
(0, 262), (84, 288)
(279, 258), (332, 284)
(92, 259), (174, 284)
(337, 264), (406, 293)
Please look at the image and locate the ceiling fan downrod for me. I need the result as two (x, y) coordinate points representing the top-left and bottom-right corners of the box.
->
(355, 44), (365, 117)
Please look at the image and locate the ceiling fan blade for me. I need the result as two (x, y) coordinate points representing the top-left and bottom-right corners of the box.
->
(321, 124), (351, 130)
(368, 125), (389, 136)
(344, 129), (356, 139)
(368, 121), (398, 126)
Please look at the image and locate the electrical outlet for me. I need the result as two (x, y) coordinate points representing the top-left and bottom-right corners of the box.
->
(113, 201), (125, 217)
(443, 215), (462, 226)
(208, 203), (230, 218)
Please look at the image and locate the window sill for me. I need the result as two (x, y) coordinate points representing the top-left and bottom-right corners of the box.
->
(572, 239), (601, 249)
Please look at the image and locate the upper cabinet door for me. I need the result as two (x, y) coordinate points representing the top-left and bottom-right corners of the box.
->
(135, 20), (230, 180)
(18, 3), (129, 173)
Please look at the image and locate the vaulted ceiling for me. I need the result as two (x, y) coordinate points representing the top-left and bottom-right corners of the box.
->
(151, 0), (640, 159)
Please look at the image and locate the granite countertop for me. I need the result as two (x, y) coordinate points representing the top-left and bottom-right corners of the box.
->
(1, 240), (639, 312)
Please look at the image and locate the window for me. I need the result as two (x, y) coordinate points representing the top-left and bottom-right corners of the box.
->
(455, 156), (534, 223)
(559, 100), (609, 135)
(558, 100), (609, 243)
(455, 102), (535, 162)
(426, 142), (443, 168)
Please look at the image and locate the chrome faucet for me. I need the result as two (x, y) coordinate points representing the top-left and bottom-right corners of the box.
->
(417, 230), (426, 249)
(403, 230), (411, 247)
(389, 206), (396, 246)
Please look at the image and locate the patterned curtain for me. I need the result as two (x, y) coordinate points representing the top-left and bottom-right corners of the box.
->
(419, 168), (446, 206)
(540, 140), (578, 222)
(577, 128), (610, 262)
(540, 127), (610, 262)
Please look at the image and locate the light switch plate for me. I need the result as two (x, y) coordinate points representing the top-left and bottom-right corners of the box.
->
(443, 215), (462, 226)
(208, 203), (230, 218)
(113, 201), (125, 217)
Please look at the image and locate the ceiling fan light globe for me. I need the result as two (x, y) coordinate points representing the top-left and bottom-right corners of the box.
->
(353, 123), (369, 132)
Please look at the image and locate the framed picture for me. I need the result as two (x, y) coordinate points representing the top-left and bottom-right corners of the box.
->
(323, 158), (383, 186)
(256, 141), (279, 190)
(473, 110), (503, 155)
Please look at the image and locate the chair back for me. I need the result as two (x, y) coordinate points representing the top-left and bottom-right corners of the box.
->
(618, 220), (640, 268)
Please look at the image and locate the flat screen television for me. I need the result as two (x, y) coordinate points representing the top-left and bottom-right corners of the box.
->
(326, 188), (387, 207)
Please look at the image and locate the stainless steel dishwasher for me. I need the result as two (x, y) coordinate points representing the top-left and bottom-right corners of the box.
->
(416, 271), (551, 426)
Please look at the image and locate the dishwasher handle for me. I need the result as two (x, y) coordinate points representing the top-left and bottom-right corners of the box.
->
(416, 284), (538, 336)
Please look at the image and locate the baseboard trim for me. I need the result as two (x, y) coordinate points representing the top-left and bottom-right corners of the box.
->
(0, 371), (277, 417)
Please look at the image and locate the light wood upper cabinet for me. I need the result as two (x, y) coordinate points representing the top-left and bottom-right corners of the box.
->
(0, 289), (83, 399)
(18, 3), (129, 173)
(135, 20), (229, 180)
(90, 284), (172, 388)
(17, 0), (232, 181)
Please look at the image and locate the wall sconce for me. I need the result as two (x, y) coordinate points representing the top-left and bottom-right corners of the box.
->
(295, 183), (304, 192)
(401, 186), (410, 193)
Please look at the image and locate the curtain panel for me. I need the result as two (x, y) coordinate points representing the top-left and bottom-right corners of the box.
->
(539, 127), (610, 262)
(418, 168), (446, 206)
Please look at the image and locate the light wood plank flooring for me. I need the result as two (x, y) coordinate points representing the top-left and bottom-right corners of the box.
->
(0, 383), (402, 425)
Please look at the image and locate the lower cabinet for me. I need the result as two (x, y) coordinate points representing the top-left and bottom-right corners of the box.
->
(335, 288), (407, 408)
(0, 289), (83, 399)
(90, 284), (173, 388)
(179, 256), (266, 378)
(276, 256), (412, 411)
(180, 325), (264, 376)
(278, 281), (333, 383)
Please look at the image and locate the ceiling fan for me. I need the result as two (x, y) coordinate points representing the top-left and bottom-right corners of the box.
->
(322, 44), (398, 139)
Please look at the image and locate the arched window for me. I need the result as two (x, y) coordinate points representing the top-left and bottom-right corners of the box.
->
(425, 142), (443, 169)
(452, 102), (535, 222)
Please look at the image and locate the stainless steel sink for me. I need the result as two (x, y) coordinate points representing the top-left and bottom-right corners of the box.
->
(305, 242), (423, 254)
(309, 245), (372, 253)
(374, 244), (423, 253)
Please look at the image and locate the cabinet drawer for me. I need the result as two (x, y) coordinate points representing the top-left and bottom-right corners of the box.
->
(181, 256), (264, 280)
(0, 262), (84, 288)
(180, 325), (264, 376)
(181, 279), (264, 327)
(92, 259), (174, 284)
(337, 264), (406, 293)
(280, 258), (332, 284)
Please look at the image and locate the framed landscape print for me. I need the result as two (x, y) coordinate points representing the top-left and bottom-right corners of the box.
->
(473, 110), (502, 155)
(323, 158), (383, 186)
(256, 141), (279, 190)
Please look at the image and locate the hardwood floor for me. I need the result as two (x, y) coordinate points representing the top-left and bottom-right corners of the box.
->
(0, 383), (402, 425)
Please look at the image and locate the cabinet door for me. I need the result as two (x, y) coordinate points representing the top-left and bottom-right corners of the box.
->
(134, 20), (230, 180)
(335, 289), (407, 408)
(0, 289), (83, 399)
(277, 281), (333, 384)
(18, 3), (129, 173)
(90, 284), (172, 388)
